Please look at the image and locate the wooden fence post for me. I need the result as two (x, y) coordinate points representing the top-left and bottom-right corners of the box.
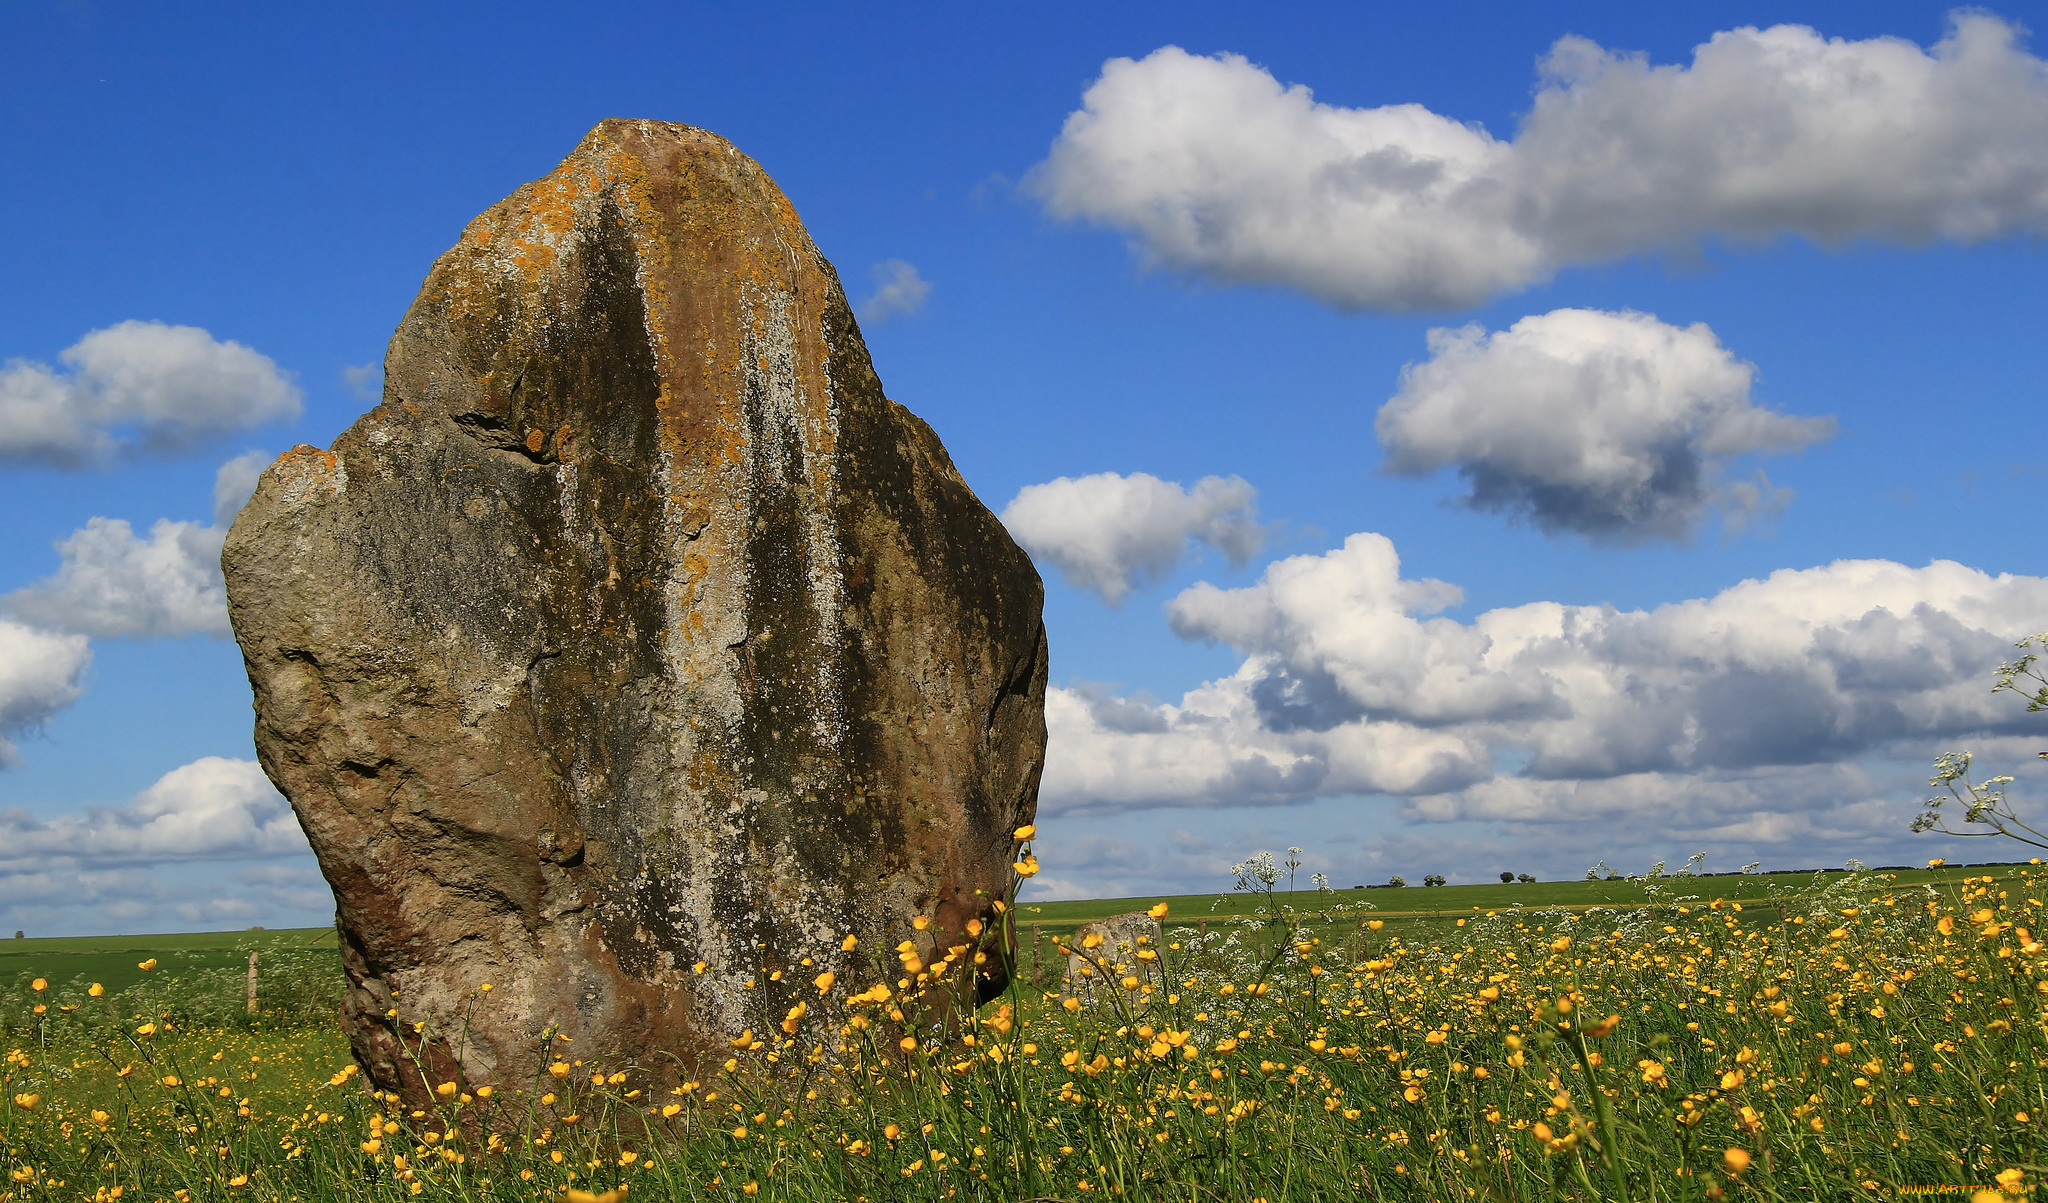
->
(246, 950), (259, 1015)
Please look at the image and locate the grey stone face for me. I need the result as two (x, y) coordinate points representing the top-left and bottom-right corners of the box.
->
(222, 120), (1046, 1105)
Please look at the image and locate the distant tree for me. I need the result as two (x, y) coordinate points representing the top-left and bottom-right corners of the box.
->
(1499, 871), (1515, 884)
(1423, 874), (1447, 887)
(1517, 873), (1536, 884)
(1388, 875), (1407, 888)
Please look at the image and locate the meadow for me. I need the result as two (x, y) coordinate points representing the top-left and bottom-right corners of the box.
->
(4, 852), (2046, 1201)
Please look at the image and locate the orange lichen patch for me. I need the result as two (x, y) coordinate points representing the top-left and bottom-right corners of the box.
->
(268, 443), (346, 505)
(276, 444), (340, 473)
(525, 429), (547, 454)
(530, 175), (581, 239)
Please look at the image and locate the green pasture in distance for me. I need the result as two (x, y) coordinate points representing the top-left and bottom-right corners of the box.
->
(1010, 860), (2037, 940)
(0, 927), (335, 998)
(1, 858), (2035, 1003)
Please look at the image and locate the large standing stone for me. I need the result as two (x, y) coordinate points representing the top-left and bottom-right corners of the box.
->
(222, 120), (1046, 1102)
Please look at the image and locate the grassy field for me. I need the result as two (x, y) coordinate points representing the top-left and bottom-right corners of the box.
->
(0, 928), (335, 1001)
(5, 856), (2047, 1200)
(1015, 863), (2029, 932)
(0, 861), (2013, 1004)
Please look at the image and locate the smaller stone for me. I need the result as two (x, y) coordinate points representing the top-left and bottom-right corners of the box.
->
(1061, 913), (1165, 1006)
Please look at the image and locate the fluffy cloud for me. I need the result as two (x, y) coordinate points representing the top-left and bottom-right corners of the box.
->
(4, 518), (229, 638)
(1016, 753), (2019, 900)
(1032, 14), (2048, 309)
(0, 757), (304, 874)
(2, 455), (264, 638)
(0, 620), (91, 767)
(1046, 532), (2048, 825)
(0, 757), (323, 935)
(1376, 309), (1835, 540)
(0, 321), (299, 466)
(1002, 472), (1263, 603)
(0, 861), (331, 937)
(211, 449), (270, 527)
(856, 260), (932, 323)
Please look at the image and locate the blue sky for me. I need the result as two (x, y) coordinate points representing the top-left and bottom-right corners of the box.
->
(2, 1), (2044, 933)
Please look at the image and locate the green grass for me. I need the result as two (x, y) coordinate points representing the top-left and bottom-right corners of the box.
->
(6, 863), (2022, 1019)
(0, 928), (335, 1000)
(1012, 861), (2034, 937)
(0, 863), (2026, 1006)
(6, 859), (2047, 1200)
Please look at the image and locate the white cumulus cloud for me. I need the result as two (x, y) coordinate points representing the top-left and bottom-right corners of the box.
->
(211, 449), (270, 526)
(1045, 532), (2048, 824)
(0, 757), (304, 873)
(4, 518), (229, 638)
(0, 620), (92, 767)
(1033, 14), (2048, 310)
(1376, 309), (1835, 540)
(0, 321), (299, 466)
(0, 757), (324, 934)
(1002, 472), (1264, 603)
(856, 260), (932, 323)
(2, 455), (264, 639)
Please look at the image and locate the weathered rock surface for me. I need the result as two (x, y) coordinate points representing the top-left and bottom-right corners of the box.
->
(222, 119), (1047, 1102)
(1060, 913), (1165, 1006)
